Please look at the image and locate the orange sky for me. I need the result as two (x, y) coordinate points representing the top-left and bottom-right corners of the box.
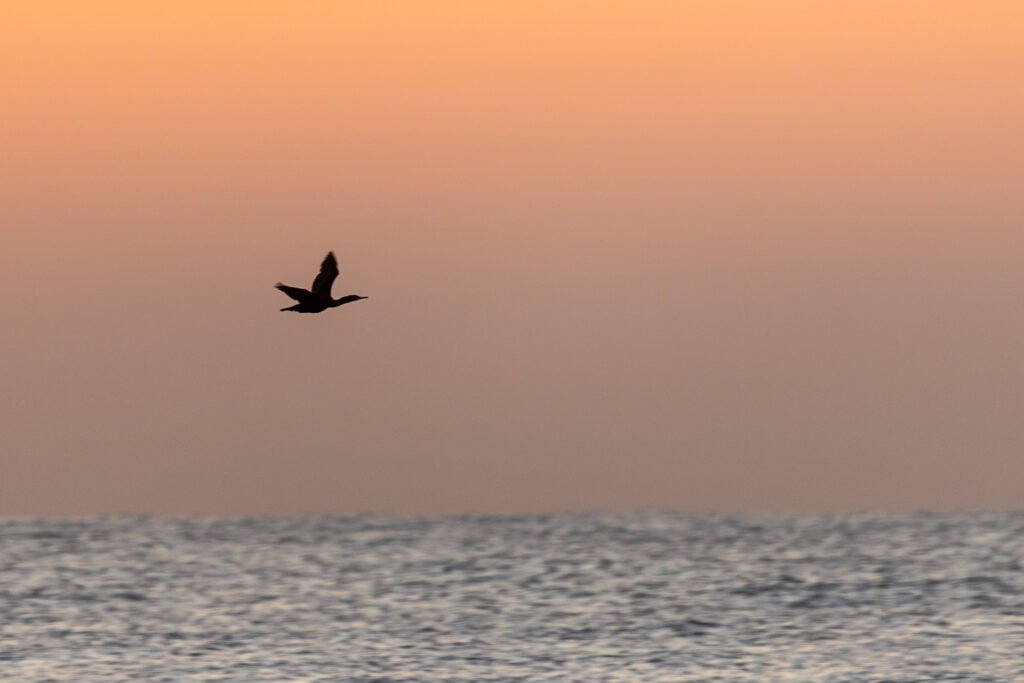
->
(3, 3), (1024, 514)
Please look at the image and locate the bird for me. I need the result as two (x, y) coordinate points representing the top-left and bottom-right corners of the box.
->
(275, 251), (368, 313)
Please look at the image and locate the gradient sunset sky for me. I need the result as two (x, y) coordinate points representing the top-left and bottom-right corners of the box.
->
(3, 2), (1023, 515)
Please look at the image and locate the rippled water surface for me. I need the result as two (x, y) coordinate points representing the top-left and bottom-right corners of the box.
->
(3, 513), (1024, 681)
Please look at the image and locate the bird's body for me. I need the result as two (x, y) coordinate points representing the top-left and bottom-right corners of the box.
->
(275, 252), (368, 313)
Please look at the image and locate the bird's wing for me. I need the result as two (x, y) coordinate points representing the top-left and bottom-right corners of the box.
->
(311, 251), (339, 297)
(275, 283), (311, 302)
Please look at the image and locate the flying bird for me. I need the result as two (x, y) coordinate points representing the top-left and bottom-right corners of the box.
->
(275, 251), (368, 313)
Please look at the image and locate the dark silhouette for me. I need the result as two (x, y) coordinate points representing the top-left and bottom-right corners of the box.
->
(275, 251), (368, 313)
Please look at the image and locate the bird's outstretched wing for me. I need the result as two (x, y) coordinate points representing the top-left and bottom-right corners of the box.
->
(311, 251), (339, 297)
(275, 283), (311, 302)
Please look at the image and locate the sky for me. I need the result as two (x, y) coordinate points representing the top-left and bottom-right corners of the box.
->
(3, 2), (1024, 515)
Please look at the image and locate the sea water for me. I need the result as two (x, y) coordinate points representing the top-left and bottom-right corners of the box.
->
(2, 513), (1023, 681)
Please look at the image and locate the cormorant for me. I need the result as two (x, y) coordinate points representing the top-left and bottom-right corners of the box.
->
(275, 251), (368, 313)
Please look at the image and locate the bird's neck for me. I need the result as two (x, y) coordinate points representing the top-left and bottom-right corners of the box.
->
(330, 295), (360, 307)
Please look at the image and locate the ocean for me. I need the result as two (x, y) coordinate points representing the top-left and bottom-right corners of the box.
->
(2, 513), (1023, 681)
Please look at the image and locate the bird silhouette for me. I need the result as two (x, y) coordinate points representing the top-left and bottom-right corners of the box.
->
(275, 252), (368, 313)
